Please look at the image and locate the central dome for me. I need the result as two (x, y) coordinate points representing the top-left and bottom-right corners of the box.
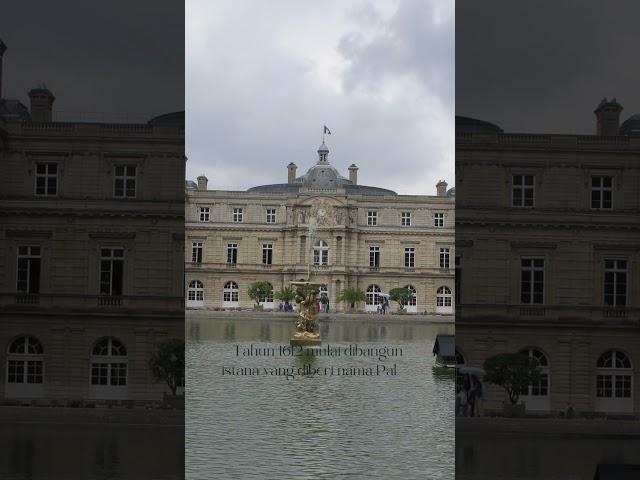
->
(302, 163), (346, 188)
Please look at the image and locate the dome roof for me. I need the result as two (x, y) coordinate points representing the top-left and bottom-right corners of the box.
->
(302, 163), (346, 189)
(455, 115), (503, 133)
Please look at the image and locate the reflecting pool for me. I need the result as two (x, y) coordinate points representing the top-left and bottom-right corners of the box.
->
(186, 314), (455, 480)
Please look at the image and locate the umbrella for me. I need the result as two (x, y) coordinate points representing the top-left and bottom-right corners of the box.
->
(378, 293), (390, 297)
(458, 366), (486, 378)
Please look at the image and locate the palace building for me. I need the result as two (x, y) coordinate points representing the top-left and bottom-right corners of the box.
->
(185, 142), (455, 314)
(0, 40), (184, 404)
(456, 99), (640, 416)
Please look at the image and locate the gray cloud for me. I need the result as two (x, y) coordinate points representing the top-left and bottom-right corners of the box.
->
(456, 0), (640, 134)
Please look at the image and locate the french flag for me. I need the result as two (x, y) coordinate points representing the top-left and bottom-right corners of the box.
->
(324, 125), (332, 135)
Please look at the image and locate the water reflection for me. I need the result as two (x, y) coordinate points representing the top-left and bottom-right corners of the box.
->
(186, 314), (455, 480)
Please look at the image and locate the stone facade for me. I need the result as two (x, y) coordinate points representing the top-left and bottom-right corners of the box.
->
(185, 144), (454, 314)
(0, 46), (184, 403)
(456, 105), (640, 416)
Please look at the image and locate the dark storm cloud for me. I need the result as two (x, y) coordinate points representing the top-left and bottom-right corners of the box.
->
(456, 0), (640, 134)
(0, 0), (184, 122)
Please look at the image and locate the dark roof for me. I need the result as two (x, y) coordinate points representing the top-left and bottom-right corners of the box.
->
(246, 183), (397, 196)
(0, 99), (31, 121)
(185, 180), (198, 190)
(433, 334), (455, 357)
(594, 464), (640, 480)
(148, 111), (184, 127)
(456, 115), (503, 134)
(620, 114), (640, 137)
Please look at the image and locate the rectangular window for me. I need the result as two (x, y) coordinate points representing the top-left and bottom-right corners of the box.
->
(199, 207), (210, 222)
(367, 211), (378, 226)
(401, 211), (411, 226)
(512, 174), (534, 207)
(313, 245), (329, 266)
(35, 163), (57, 196)
(227, 243), (238, 264)
(266, 208), (276, 224)
(604, 259), (627, 307)
(591, 176), (613, 210)
(455, 256), (461, 305)
(439, 247), (450, 270)
(114, 165), (136, 198)
(233, 208), (243, 223)
(521, 257), (544, 304)
(434, 212), (444, 228)
(404, 247), (415, 268)
(369, 246), (380, 268)
(262, 243), (273, 265)
(191, 241), (203, 263)
(100, 248), (124, 296)
(17, 245), (41, 294)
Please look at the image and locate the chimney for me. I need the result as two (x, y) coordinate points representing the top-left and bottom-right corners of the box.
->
(28, 86), (55, 122)
(348, 164), (358, 185)
(0, 40), (6, 99)
(197, 174), (208, 191)
(436, 180), (448, 197)
(594, 97), (623, 136)
(287, 162), (297, 184)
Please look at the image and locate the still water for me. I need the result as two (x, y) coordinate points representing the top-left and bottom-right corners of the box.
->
(186, 314), (455, 480)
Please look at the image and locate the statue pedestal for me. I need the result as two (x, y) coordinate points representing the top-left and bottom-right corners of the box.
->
(290, 281), (323, 346)
(290, 332), (322, 346)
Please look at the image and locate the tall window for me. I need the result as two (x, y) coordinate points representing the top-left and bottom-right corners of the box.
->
(405, 285), (417, 307)
(17, 245), (41, 294)
(455, 256), (461, 305)
(90, 337), (127, 387)
(223, 281), (239, 302)
(191, 241), (203, 263)
(521, 258), (544, 304)
(404, 247), (415, 268)
(199, 207), (210, 222)
(259, 283), (274, 304)
(436, 286), (452, 309)
(366, 285), (382, 306)
(604, 259), (627, 307)
(227, 243), (238, 265)
(6, 336), (44, 386)
(262, 243), (273, 265)
(434, 212), (444, 228)
(313, 240), (329, 266)
(187, 280), (204, 302)
(266, 208), (276, 224)
(519, 348), (549, 397)
(369, 246), (380, 268)
(232, 208), (243, 223)
(35, 163), (57, 196)
(591, 176), (613, 210)
(114, 165), (136, 198)
(367, 211), (378, 226)
(596, 350), (632, 399)
(401, 211), (412, 226)
(512, 174), (534, 207)
(100, 248), (124, 296)
(439, 247), (450, 270)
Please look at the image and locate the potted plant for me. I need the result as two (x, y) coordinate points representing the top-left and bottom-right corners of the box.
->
(389, 287), (413, 313)
(149, 338), (185, 409)
(247, 281), (273, 310)
(338, 287), (366, 312)
(483, 352), (540, 417)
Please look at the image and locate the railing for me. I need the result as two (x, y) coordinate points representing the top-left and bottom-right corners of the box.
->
(15, 294), (39, 305)
(97, 296), (122, 307)
(1, 293), (184, 312)
(404, 267), (416, 273)
(313, 265), (329, 271)
(226, 263), (237, 269)
(369, 266), (380, 272)
(520, 306), (546, 316)
(261, 264), (273, 269)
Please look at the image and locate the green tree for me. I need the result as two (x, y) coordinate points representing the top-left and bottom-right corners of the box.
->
(248, 281), (273, 307)
(149, 338), (185, 396)
(338, 287), (366, 311)
(483, 353), (541, 405)
(275, 286), (297, 304)
(389, 287), (413, 311)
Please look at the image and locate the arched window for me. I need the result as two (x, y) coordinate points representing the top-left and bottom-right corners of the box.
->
(90, 337), (127, 392)
(436, 286), (453, 313)
(222, 281), (240, 303)
(596, 350), (632, 399)
(404, 285), (417, 306)
(313, 240), (329, 266)
(366, 285), (382, 311)
(519, 348), (550, 398)
(259, 282), (274, 306)
(6, 336), (44, 397)
(187, 280), (204, 301)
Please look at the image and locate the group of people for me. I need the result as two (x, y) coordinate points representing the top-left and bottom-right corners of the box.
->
(456, 374), (486, 417)
(376, 297), (390, 314)
(278, 294), (330, 313)
(277, 302), (294, 311)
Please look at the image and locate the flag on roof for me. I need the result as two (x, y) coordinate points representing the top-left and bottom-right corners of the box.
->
(324, 125), (331, 135)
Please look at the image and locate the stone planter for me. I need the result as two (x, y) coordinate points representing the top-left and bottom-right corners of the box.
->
(503, 401), (526, 417)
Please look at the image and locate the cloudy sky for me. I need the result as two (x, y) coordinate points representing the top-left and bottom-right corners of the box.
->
(0, 1), (183, 123)
(457, 0), (640, 134)
(186, 0), (454, 194)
